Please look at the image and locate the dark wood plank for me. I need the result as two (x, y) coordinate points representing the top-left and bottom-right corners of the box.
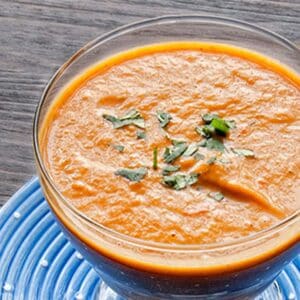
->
(0, 0), (299, 206)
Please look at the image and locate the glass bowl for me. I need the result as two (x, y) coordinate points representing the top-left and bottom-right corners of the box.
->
(33, 15), (300, 299)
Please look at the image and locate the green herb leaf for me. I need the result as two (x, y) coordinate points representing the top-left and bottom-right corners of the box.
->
(198, 138), (225, 152)
(136, 130), (146, 139)
(208, 192), (224, 202)
(112, 145), (125, 152)
(218, 157), (231, 164)
(232, 148), (255, 158)
(205, 138), (225, 152)
(187, 173), (199, 185)
(202, 113), (219, 124)
(226, 120), (236, 129)
(121, 109), (142, 121)
(195, 125), (215, 138)
(115, 167), (147, 182)
(162, 173), (199, 190)
(198, 140), (207, 147)
(200, 113), (235, 136)
(163, 174), (186, 190)
(163, 142), (188, 163)
(162, 165), (180, 175)
(171, 139), (186, 146)
(103, 109), (145, 129)
(210, 118), (230, 135)
(153, 148), (158, 170)
(194, 153), (205, 160)
(157, 111), (172, 128)
(183, 143), (199, 157)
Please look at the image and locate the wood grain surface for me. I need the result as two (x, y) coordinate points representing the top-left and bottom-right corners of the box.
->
(0, 0), (299, 207)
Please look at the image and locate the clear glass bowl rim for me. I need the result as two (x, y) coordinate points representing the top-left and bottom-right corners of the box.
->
(33, 14), (300, 253)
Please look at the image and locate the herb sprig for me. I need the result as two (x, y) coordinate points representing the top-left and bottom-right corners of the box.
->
(162, 173), (198, 190)
(183, 143), (199, 157)
(136, 130), (146, 139)
(232, 148), (255, 158)
(110, 109), (253, 194)
(103, 109), (145, 129)
(199, 138), (225, 152)
(197, 113), (236, 138)
(157, 111), (172, 128)
(163, 141), (187, 163)
(208, 192), (224, 202)
(162, 165), (180, 175)
(153, 148), (158, 170)
(115, 167), (147, 182)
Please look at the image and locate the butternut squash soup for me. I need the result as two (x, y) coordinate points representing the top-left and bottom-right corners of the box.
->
(40, 42), (300, 246)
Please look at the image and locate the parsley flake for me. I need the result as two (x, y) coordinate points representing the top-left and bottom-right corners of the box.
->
(157, 111), (172, 128)
(136, 130), (146, 139)
(162, 165), (180, 175)
(115, 167), (147, 182)
(232, 148), (255, 158)
(226, 120), (236, 129)
(183, 143), (199, 157)
(198, 113), (235, 137)
(163, 142), (187, 163)
(194, 153), (205, 161)
(112, 145), (124, 152)
(208, 192), (224, 202)
(211, 118), (230, 136)
(195, 125), (215, 138)
(202, 113), (219, 124)
(162, 173), (198, 190)
(200, 138), (225, 152)
(103, 109), (145, 129)
(153, 148), (158, 170)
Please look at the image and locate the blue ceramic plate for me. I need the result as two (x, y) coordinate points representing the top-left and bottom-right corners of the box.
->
(0, 177), (299, 299)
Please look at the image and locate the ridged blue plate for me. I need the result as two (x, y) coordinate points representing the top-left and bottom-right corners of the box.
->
(0, 177), (299, 300)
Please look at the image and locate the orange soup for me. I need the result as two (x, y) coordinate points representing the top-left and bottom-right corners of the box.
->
(40, 42), (300, 246)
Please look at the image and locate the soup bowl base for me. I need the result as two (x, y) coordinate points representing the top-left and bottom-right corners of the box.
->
(96, 279), (285, 300)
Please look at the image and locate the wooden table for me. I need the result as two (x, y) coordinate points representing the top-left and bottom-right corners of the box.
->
(0, 0), (299, 207)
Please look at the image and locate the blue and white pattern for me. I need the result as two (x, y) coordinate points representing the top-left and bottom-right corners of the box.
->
(0, 177), (299, 299)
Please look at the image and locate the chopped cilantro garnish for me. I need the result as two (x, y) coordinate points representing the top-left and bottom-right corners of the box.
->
(210, 118), (230, 136)
(163, 142), (188, 163)
(115, 167), (147, 182)
(208, 192), (224, 202)
(198, 139), (208, 147)
(171, 139), (186, 146)
(232, 148), (255, 158)
(202, 113), (219, 124)
(198, 113), (235, 137)
(162, 165), (180, 175)
(136, 130), (146, 139)
(157, 111), (172, 128)
(200, 138), (225, 152)
(162, 173), (198, 190)
(195, 125), (215, 138)
(194, 153), (205, 160)
(103, 109), (145, 129)
(112, 145), (124, 152)
(183, 143), (199, 157)
(226, 120), (236, 129)
(153, 148), (158, 170)
(218, 157), (231, 164)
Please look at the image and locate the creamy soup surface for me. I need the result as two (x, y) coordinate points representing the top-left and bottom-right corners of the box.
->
(42, 42), (300, 245)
